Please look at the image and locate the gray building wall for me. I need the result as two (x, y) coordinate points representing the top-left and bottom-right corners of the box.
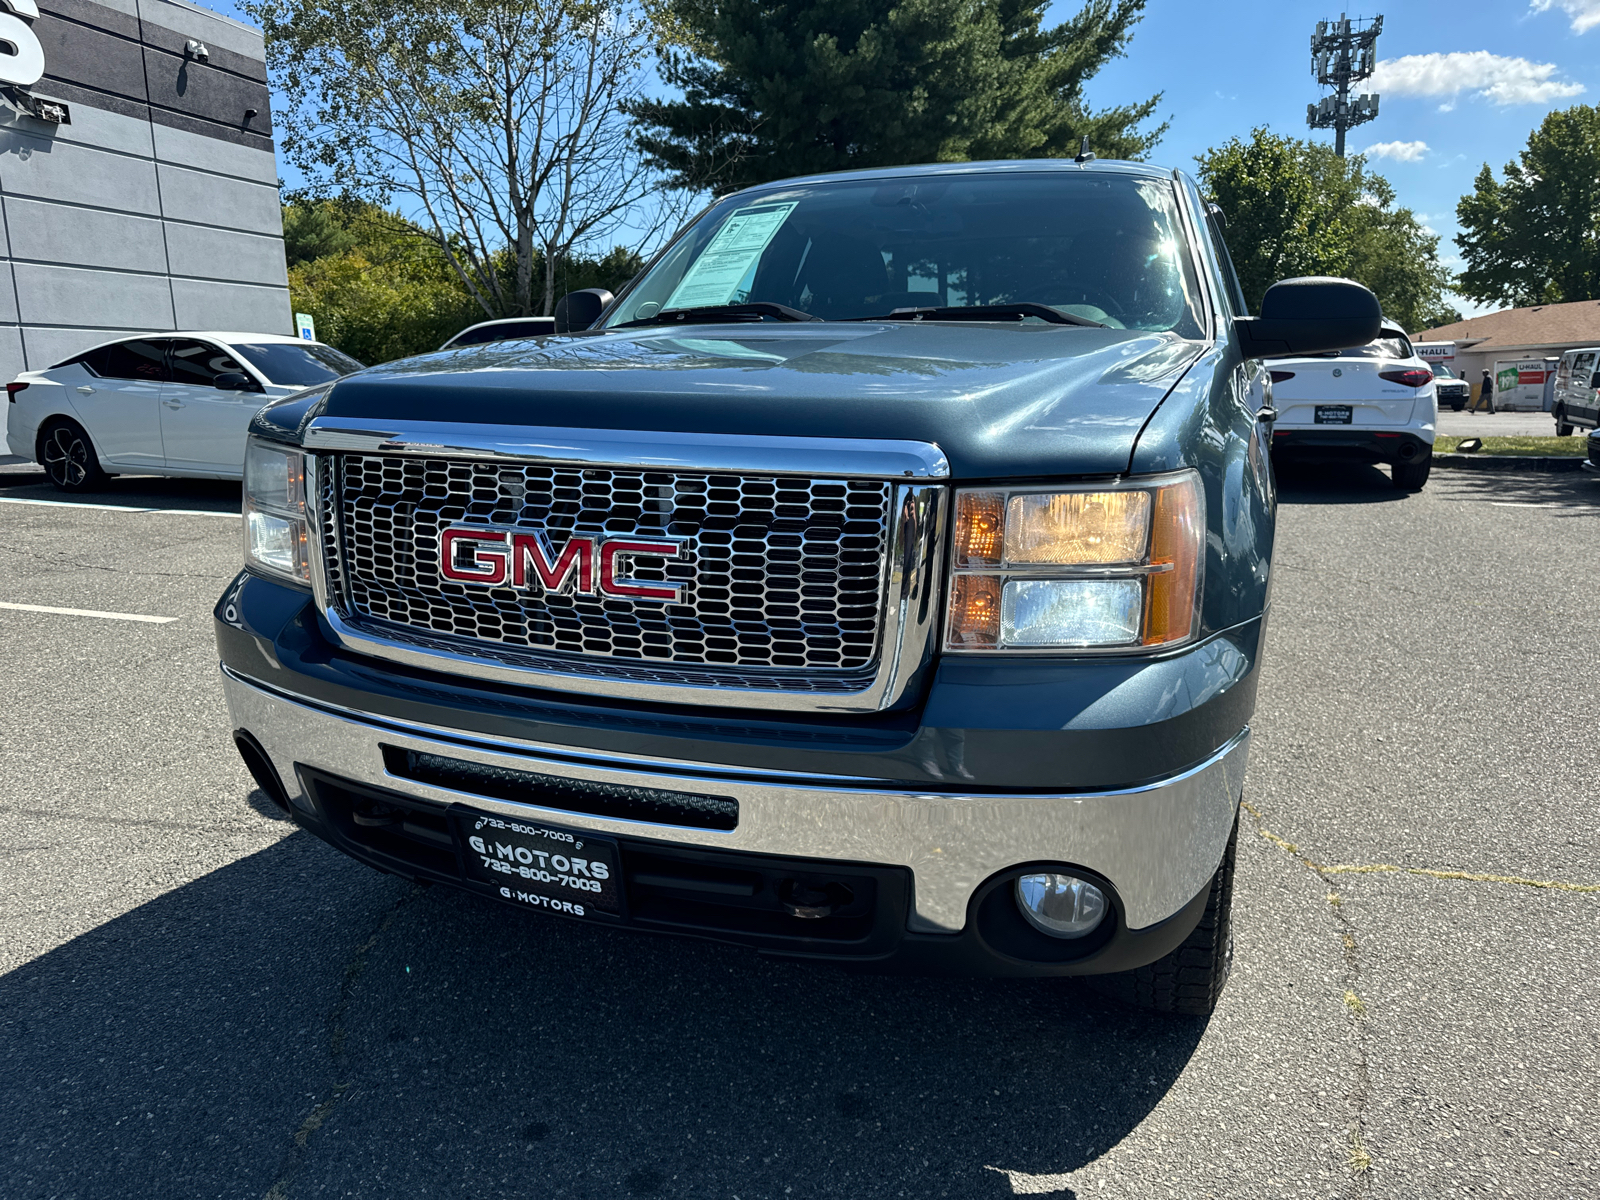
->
(1, 0), (289, 440)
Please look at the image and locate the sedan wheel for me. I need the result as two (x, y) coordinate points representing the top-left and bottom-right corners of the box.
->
(40, 421), (109, 493)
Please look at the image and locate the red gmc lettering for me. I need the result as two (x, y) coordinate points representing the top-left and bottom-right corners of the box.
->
(439, 528), (508, 584)
(511, 532), (594, 594)
(599, 539), (683, 601)
(439, 525), (680, 602)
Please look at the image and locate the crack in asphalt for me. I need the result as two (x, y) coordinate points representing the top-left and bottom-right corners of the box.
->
(1240, 799), (1374, 1198)
(259, 883), (422, 1200)
(1237, 801), (1600, 1194)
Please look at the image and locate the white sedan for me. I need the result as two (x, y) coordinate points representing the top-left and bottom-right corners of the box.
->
(1267, 321), (1437, 491)
(5, 331), (364, 491)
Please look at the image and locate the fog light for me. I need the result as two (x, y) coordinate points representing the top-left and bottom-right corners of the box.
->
(1015, 872), (1107, 938)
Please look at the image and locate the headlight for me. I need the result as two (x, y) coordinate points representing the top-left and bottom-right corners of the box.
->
(947, 472), (1202, 651)
(243, 437), (309, 585)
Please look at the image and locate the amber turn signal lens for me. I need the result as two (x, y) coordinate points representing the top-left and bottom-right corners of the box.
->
(948, 574), (1002, 648)
(955, 491), (1005, 567)
(1143, 476), (1202, 646)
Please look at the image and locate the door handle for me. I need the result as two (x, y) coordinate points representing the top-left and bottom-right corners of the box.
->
(163, 400), (184, 410)
(77, 385), (94, 394)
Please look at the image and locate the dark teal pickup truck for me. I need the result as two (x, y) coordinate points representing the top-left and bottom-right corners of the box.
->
(217, 160), (1378, 1014)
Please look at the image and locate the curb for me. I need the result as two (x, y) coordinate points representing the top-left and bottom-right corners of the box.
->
(1434, 454), (1587, 472)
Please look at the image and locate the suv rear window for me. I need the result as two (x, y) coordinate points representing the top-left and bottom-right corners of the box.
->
(1340, 335), (1413, 360)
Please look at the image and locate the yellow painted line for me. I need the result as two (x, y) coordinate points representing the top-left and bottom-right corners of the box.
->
(0, 601), (177, 624)
(1321, 862), (1600, 893)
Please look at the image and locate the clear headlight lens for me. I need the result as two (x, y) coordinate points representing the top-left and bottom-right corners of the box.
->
(243, 438), (309, 585)
(948, 472), (1202, 651)
(1007, 491), (1150, 564)
(1001, 578), (1143, 647)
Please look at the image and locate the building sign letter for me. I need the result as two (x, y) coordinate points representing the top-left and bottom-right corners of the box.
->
(0, 0), (44, 89)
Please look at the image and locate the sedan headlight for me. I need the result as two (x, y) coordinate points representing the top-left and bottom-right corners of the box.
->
(946, 472), (1203, 651)
(243, 437), (309, 585)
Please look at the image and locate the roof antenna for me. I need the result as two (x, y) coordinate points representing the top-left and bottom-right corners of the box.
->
(1075, 135), (1096, 164)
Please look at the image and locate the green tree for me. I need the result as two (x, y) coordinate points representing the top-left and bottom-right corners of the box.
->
(629, 0), (1163, 195)
(1456, 106), (1600, 308)
(249, 0), (679, 317)
(1197, 128), (1454, 333)
(284, 200), (645, 363)
(285, 200), (479, 363)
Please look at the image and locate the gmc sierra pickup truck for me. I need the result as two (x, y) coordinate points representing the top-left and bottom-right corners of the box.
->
(216, 160), (1379, 1014)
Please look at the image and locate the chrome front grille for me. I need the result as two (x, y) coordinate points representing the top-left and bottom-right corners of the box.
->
(320, 454), (894, 674)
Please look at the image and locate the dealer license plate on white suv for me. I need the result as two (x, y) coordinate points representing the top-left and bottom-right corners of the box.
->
(1314, 405), (1353, 424)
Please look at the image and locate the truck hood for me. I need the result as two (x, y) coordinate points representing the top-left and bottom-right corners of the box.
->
(319, 322), (1205, 478)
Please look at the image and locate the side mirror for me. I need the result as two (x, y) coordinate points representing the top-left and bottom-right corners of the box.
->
(1588, 372), (1600, 389)
(213, 370), (260, 392)
(1234, 277), (1382, 359)
(554, 288), (614, 333)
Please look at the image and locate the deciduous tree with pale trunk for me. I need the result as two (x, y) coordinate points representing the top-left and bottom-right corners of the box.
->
(249, 0), (681, 317)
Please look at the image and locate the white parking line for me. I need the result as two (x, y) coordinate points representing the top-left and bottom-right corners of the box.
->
(0, 601), (178, 624)
(0, 496), (239, 518)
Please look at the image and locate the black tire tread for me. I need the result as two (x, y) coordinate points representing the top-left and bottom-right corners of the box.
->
(1392, 455), (1431, 491)
(1094, 814), (1237, 1016)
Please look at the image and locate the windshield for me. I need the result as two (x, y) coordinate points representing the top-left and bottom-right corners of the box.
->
(449, 319), (555, 347)
(233, 342), (364, 386)
(1430, 363), (1455, 378)
(604, 173), (1206, 336)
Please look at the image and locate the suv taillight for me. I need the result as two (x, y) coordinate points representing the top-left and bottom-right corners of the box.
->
(5, 381), (27, 402)
(1268, 370), (1295, 384)
(1379, 368), (1432, 388)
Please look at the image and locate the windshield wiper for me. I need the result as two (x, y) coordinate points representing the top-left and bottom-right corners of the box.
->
(851, 303), (1106, 328)
(615, 302), (820, 328)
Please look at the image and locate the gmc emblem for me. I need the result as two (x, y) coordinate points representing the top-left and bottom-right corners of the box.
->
(437, 526), (683, 603)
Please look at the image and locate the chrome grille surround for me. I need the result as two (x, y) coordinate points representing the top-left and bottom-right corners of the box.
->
(305, 419), (949, 713)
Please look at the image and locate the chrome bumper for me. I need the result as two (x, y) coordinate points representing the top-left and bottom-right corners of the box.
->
(222, 667), (1249, 934)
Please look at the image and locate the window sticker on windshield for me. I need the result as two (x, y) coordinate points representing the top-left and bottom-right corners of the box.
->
(664, 202), (797, 311)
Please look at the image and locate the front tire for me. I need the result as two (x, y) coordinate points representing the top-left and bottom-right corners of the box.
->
(1392, 452), (1431, 492)
(39, 419), (110, 493)
(1556, 409), (1574, 437)
(1093, 814), (1237, 1016)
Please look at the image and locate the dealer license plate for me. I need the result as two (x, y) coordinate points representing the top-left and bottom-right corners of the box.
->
(455, 808), (622, 918)
(1315, 405), (1353, 424)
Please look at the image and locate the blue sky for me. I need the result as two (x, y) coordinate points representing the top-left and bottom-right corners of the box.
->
(200, 0), (1600, 314)
(1088, 0), (1600, 314)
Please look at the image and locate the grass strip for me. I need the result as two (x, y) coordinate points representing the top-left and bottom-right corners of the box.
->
(1434, 435), (1588, 457)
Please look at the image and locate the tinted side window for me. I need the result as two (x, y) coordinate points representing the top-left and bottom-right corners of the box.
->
(1205, 211), (1247, 317)
(168, 339), (245, 386)
(95, 340), (169, 382)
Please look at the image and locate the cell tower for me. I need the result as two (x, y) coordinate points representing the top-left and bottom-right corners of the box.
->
(1308, 13), (1383, 157)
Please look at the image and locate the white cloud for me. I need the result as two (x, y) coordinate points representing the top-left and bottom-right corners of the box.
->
(1530, 0), (1600, 34)
(1370, 51), (1584, 106)
(1365, 139), (1429, 161)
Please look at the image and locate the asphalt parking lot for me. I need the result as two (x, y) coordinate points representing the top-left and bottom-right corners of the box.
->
(1, 458), (1597, 1199)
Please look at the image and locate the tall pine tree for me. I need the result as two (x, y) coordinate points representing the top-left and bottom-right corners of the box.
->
(630, 0), (1162, 195)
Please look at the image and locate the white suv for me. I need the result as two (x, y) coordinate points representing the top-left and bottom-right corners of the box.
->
(1266, 322), (1436, 491)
